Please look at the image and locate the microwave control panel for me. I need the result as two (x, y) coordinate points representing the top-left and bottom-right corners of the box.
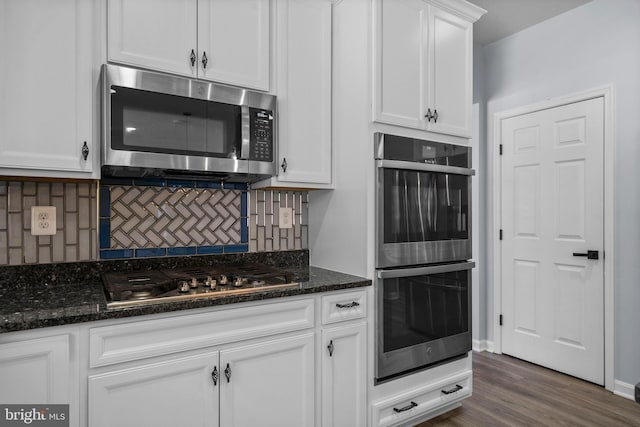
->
(249, 108), (273, 162)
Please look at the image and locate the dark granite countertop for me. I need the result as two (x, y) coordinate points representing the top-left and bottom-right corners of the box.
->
(0, 251), (371, 333)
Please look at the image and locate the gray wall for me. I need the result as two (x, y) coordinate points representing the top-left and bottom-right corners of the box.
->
(476, 0), (640, 385)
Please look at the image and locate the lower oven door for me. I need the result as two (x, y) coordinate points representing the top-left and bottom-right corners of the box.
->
(375, 261), (473, 383)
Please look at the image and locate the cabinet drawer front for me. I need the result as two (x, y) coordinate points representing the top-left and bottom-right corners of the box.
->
(371, 370), (471, 427)
(90, 299), (314, 367)
(321, 290), (367, 325)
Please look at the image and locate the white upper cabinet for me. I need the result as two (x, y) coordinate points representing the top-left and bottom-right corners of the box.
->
(107, 0), (197, 77)
(0, 0), (97, 177)
(198, 0), (270, 90)
(373, 0), (484, 138)
(108, 0), (271, 91)
(255, 0), (333, 188)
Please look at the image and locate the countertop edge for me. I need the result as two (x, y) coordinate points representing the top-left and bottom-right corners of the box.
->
(0, 267), (371, 334)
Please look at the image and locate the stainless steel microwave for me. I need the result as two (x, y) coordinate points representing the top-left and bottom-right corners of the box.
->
(102, 64), (276, 182)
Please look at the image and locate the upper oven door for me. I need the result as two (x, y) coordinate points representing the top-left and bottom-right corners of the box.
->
(375, 134), (474, 268)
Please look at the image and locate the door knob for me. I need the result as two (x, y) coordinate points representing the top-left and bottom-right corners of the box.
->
(572, 250), (599, 260)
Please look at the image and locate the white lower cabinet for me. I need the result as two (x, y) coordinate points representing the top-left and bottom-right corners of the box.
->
(88, 333), (314, 427)
(86, 297), (320, 427)
(220, 333), (315, 427)
(321, 322), (367, 427)
(371, 369), (472, 427)
(0, 331), (79, 427)
(0, 335), (72, 404)
(88, 352), (219, 427)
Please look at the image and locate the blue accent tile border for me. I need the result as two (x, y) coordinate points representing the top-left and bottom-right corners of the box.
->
(168, 247), (197, 256)
(100, 249), (135, 259)
(196, 245), (224, 255)
(99, 219), (110, 249)
(135, 248), (167, 257)
(224, 244), (249, 253)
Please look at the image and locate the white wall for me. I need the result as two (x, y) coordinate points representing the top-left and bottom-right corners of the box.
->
(479, 0), (640, 385)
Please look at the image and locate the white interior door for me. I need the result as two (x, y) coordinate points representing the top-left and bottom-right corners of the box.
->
(500, 97), (604, 385)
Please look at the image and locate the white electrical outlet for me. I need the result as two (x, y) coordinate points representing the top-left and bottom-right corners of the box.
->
(31, 206), (57, 236)
(279, 207), (293, 229)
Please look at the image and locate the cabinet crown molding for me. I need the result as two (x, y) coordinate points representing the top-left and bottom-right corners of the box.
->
(428, 0), (486, 22)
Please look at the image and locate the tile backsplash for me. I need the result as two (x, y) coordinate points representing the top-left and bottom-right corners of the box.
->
(0, 179), (308, 266)
(0, 181), (98, 265)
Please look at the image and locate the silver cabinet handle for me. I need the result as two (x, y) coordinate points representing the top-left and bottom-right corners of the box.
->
(432, 109), (438, 123)
(393, 401), (418, 413)
(327, 340), (334, 357)
(281, 157), (287, 173)
(211, 366), (218, 386)
(224, 363), (231, 383)
(81, 141), (89, 160)
(190, 49), (197, 67)
(441, 384), (463, 395)
(201, 51), (208, 69)
(336, 301), (360, 309)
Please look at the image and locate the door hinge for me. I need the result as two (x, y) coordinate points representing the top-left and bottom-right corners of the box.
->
(499, 314), (503, 326)
(499, 229), (503, 240)
(499, 144), (503, 155)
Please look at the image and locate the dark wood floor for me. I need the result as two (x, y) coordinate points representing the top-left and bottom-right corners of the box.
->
(416, 351), (640, 427)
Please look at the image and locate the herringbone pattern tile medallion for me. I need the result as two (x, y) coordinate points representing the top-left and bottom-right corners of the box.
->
(109, 186), (241, 249)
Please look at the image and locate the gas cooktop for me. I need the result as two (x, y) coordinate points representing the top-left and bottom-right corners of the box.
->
(102, 263), (298, 308)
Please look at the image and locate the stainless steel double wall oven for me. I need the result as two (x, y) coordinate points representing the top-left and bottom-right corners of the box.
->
(375, 133), (474, 382)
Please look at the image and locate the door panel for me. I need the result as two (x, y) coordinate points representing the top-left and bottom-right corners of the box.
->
(108, 0), (197, 76)
(88, 352), (219, 427)
(501, 97), (604, 385)
(219, 333), (314, 427)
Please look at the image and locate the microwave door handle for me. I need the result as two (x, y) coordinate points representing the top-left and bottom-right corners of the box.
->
(377, 262), (475, 279)
(376, 159), (475, 176)
(240, 105), (251, 159)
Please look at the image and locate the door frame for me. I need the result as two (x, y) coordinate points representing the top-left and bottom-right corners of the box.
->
(491, 84), (615, 391)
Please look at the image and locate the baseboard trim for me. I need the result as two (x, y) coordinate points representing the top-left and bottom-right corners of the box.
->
(472, 339), (487, 352)
(472, 340), (495, 353)
(613, 380), (636, 401)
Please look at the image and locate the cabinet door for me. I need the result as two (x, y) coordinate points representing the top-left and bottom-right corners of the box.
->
(427, 8), (473, 137)
(0, 0), (94, 175)
(198, 0), (270, 90)
(88, 352), (219, 427)
(373, 0), (429, 129)
(108, 0), (197, 77)
(220, 333), (315, 427)
(321, 323), (366, 427)
(274, 0), (333, 186)
(0, 335), (71, 404)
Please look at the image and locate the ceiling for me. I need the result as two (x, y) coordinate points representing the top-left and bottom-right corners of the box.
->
(469, 0), (592, 46)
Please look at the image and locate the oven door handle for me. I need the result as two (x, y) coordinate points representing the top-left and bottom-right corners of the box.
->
(376, 159), (475, 176)
(377, 262), (475, 279)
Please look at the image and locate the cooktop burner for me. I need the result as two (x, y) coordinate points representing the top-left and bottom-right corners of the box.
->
(102, 263), (297, 308)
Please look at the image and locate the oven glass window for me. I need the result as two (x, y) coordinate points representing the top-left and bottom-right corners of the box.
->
(110, 86), (241, 158)
(382, 270), (469, 353)
(383, 169), (469, 244)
